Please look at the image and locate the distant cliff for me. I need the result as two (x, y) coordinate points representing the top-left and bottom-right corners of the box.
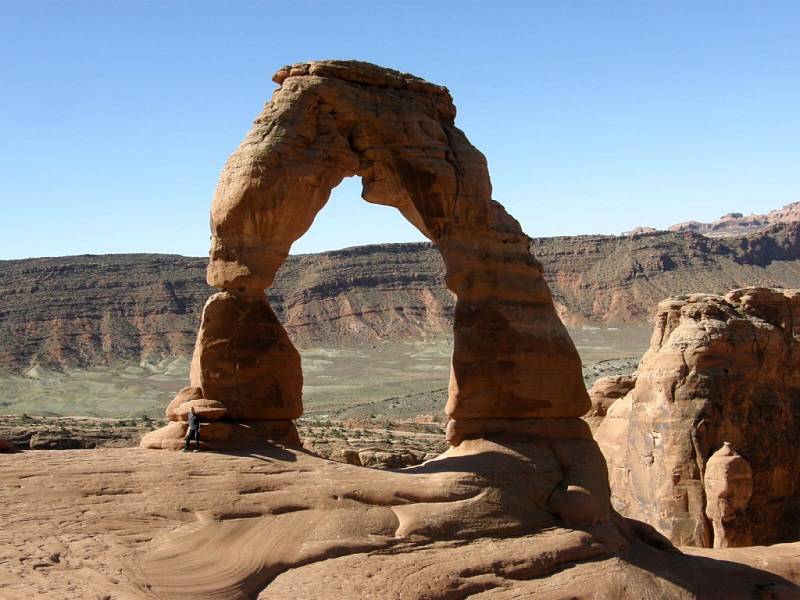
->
(2, 224), (800, 371)
(667, 201), (800, 238)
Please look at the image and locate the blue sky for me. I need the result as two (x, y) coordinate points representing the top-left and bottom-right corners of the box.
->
(1, 0), (798, 259)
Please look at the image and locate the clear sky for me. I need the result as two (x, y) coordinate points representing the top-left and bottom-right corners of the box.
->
(1, 1), (798, 259)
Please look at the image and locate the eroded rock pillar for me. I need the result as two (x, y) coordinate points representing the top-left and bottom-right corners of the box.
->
(141, 291), (303, 449)
(704, 442), (754, 548)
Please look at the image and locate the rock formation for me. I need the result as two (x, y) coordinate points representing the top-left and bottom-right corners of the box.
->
(143, 59), (589, 450)
(670, 201), (800, 237)
(5, 61), (800, 599)
(596, 287), (800, 547)
(704, 442), (754, 548)
(0, 438), (12, 452)
(583, 373), (636, 432)
(586, 374), (636, 416)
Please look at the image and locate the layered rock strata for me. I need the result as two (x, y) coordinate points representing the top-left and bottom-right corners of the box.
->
(596, 287), (800, 547)
(143, 60), (589, 450)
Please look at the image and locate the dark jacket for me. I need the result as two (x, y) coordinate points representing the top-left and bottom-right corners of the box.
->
(187, 413), (200, 431)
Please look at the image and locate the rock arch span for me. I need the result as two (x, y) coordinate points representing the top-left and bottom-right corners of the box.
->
(142, 60), (588, 450)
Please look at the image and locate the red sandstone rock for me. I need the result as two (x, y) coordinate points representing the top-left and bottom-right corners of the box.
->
(0, 438), (12, 452)
(140, 419), (300, 450)
(173, 399), (228, 421)
(205, 60), (587, 423)
(166, 386), (203, 421)
(188, 291), (302, 421)
(585, 373), (636, 417)
(596, 288), (800, 547)
(704, 442), (754, 548)
(5, 447), (800, 598)
(144, 60), (588, 451)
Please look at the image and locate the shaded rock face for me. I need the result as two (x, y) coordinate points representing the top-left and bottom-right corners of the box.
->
(596, 287), (800, 547)
(188, 291), (302, 421)
(144, 60), (588, 451)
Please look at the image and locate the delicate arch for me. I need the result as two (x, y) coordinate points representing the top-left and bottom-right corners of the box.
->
(143, 60), (588, 450)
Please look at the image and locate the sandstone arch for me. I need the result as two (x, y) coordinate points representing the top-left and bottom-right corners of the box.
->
(142, 60), (589, 450)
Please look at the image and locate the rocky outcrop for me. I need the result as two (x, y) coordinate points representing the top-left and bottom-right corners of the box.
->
(669, 201), (800, 237)
(596, 287), (800, 547)
(0, 438), (12, 452)
(583, 373), (636, 433)
(585, 373), (636, 418)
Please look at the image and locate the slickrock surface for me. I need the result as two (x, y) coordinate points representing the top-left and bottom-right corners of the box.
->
(596, 287), (800, 547)
(1, 447), (799, 599)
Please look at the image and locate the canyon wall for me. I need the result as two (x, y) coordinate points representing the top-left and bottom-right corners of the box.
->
(3, 223), (800, 372)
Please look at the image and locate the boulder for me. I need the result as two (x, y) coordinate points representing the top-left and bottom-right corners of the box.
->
(166, 386), (203, 421)
(173, 399), (228, 422)
(585, 373), (636, 417)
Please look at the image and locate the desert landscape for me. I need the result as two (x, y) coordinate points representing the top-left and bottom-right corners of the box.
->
(1, 57), (800, 599)
(4, 0), (800, 595)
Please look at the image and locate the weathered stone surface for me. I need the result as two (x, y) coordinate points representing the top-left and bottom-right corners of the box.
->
(596, 287), (800, 547)
(173, 399), (228, 421)
(2, 448), (799, 599)
(585, 373), (636, 418)
(704, 442), (754, 548)
(0, 438), (12, 452)
(202, 59), (587, 423)
(166, 386), (203, 421)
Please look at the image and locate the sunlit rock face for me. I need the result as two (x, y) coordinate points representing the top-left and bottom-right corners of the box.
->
(596, 287), (800, 547)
